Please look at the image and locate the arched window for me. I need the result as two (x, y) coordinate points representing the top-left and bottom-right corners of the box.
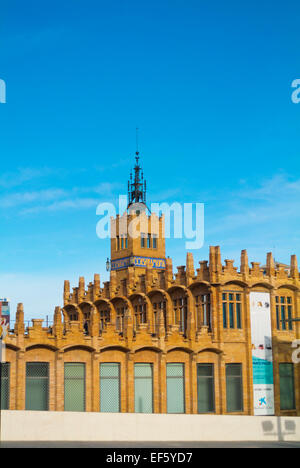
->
(169, 289), (188, 336)
(149, 292), (167, 335)
(195, 294), (211, 330)
(116, 307), (125, 333)
(131, 296), (147, 330)
(190, 284), (212, 332)
(96, 302), (111, 334)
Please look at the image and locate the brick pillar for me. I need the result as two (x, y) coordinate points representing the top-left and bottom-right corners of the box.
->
(190, 353), (198, 414)
(92, 352), (100, 412)
(55, 351), (64, 411)
(219, 355), (226, 414)
(16, 351), (25, 410)
(127, 352), (135, 412)
(214, 285), (224, 345)
(159, 353), (167, 413)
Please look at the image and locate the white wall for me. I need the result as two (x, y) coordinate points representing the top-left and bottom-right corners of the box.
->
(1, 411), (300, 442)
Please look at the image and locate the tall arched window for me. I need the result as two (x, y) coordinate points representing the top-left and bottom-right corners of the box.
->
(131, 296), (147, 330)
(190, 284), (212, 332)
(149, 292), (167, 335)
(169, 288), (188, 336)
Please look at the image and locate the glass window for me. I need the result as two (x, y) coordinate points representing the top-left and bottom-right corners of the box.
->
(223, 292), (243, 330)
(141, 233), (145, 248)
(279, 363), (295, 411)
(197, 364), (215, 413)
(26, 362), (49, 411)
(226, 364), (243, 413)
(152, 235), (157, 249)
(100, 363), (120, 412)
(236, 302), (242, 329)
(276, 305), (280, 330)
(288, 306), (293, 331)
(0, 362), (10, 410)
(223, 302), (227, 328)
(166, 363), (185, 414)
(276, 296), (293, 331)
(281, 306), (286, 330)
(229, 302), (234, 328)
(64, 363), (85, 412)
(147, 234), (151, 248)
(134, 363), (153, 413)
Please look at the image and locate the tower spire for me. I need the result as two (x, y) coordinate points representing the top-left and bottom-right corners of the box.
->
(127, 136), (149, 213)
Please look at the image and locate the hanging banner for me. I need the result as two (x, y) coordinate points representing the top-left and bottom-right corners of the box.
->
(250, 292), (275, 415)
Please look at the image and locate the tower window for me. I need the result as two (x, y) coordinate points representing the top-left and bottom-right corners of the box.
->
(152, 234), (158, 249)
(141, 233), (146, 248)
(147, 234), (151, 248)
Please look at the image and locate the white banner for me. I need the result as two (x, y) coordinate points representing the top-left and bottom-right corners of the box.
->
(250, 292), (275, 415)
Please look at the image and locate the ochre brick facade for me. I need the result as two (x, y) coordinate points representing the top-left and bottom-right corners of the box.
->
(3, 156), (300, 415)
(4, 243), (300, 416)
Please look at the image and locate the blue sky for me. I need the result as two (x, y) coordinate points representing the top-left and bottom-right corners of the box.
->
(1, 0), (300, 321)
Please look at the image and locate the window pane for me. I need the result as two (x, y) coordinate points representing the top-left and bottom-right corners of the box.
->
(279, 364), (295, 410)
(153, 235), (157, 248)
(236, 303), (242, 329)
(100, 363), (120, 413)
(281, 306), (286, 330)
(167, 364), (185, 414)
(166, 363), (184, 378)
(0, 363), (10, 410)
(223, 302), (227, 328)
(276, 305), (280, 330)
(26, 362), (48, 378)
(197, 364), (215, 413)
(134, 364), (153, 413)
(229, 303), (234, 328)
(135, 363), (152, 378)
(64, 363), (85, 412)
(26, 363), (49, 411)
(226, 364), (243, 412)
(197, 364), (213, 377)
(100, 362), (119, 378)
(65, 363), (85, 378)
(288, 306), (293, 331)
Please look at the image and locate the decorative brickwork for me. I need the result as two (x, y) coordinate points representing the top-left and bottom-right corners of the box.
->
(4, 246), (300, 415)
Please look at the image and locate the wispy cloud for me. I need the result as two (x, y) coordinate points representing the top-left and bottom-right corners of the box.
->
(0, 175), (123, 215)
(0, 189), (67, 208)
(207, 173), (300, 235)
(0, 167), (57, 189)
(20, 198), (100, 215)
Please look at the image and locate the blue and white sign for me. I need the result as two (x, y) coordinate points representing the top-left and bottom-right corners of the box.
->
(111, 256), (166, 271)
(250, 292), (275, 415)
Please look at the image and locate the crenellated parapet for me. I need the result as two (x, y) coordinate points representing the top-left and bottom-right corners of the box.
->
(6, 247), (300, 357)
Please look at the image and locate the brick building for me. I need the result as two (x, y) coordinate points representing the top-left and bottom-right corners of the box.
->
(1, 154), (299, 416)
